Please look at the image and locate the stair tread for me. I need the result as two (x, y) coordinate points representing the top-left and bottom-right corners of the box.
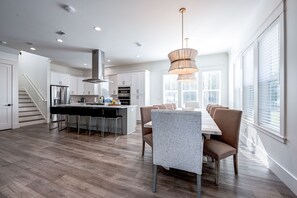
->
(19, 118), (45, 123)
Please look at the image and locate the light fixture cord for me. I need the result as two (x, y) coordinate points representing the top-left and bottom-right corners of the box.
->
(181, 10), (184, 48)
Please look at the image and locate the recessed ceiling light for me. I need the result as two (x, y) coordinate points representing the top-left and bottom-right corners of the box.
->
(0, 41), (7, 44)
(83, 63), (87, 66)
(56, 38), (63, 43)
(63, 5), (76, 13)
(136, 55), (140, 58)
(94, 26), (102, 31)
(107, 59), (111, 62)
(30, 47), (36, 51)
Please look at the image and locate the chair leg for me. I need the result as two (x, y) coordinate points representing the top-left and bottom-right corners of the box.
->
(233, 154), (238, 175)
(197, 174), (201, 198)
(152, 164), (157, 193)
(215, 159), (220, 185)
(141, 141), (145, 156)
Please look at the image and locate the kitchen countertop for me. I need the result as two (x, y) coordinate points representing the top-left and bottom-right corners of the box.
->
(53, 104), (137, 109)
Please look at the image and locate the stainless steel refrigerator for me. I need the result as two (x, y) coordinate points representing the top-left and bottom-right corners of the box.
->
(50, 85), (70, 107)
(50, 85), (70, 123)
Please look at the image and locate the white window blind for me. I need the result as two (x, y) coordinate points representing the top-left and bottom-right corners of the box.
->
(243, 47), (254, 121)
(258, 22), (280, 132)
(234, 59), (242, 109)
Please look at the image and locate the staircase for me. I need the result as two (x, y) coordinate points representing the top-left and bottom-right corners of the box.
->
(19, 90), (45, 127)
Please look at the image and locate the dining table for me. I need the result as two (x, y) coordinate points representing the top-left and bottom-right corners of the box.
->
(143, 108), (222, 136)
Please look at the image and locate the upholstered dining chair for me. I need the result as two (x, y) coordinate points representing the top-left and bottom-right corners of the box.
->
(151, 110), (203, 198)
(140, 106), (155, 156)
(203, 109), (242, 185)
(206, 104), (219, 113)
(153, 104), (167, 109)
(210, 106), (228, 118)
(164, 103), (176, 110)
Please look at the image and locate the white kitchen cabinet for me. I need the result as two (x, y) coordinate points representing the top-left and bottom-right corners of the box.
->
(84, 77), (99, 95)
(131, 71), (150, 120)
(117, 73), (132, 86)
(77, 77), (84, 95)
(69, 75), (78, 95)
(50, 71), (69, 86)
(109, 75), (118, 96)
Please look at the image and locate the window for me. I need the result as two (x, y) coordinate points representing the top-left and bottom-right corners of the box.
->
(181, 73), (198, 106)
(242, 47), (254, 121)
(258, 21), (281, 132)
(202, 71), (221, 108)
(233, 59), (242, 109)
(163, 74), (178, 104)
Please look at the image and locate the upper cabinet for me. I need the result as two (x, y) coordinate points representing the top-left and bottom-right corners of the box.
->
(117, 73), (132, 86)
(84, 77), (99, 95)
(50, 71), (69, 86)
(109, 75), (118, 96)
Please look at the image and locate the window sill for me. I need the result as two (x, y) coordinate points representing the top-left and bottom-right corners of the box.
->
(242, 119), (286, 144)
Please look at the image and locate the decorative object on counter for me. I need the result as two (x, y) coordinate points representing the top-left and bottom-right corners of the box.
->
(168, 8), (198, 75)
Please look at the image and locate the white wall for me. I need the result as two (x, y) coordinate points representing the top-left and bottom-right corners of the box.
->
(19, 51), (50, 121)
(51, 63), (84, 77)
(0, 46), (20, 129)
(229, 0), (297, 195)
(105, 53), (229, 106)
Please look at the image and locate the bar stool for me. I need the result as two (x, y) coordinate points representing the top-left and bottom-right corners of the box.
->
(89, 108), (105, 136)
(103, 109), (122, 138)
(67, 107), (81, 133)
(77, 107), (92, 135)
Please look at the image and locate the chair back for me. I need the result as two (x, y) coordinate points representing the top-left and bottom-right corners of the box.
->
(140, 106), (156, 136)
(164, 103), (176, 110)
(213, 109), (242, 150)
(151, 110), (203, 174)
(210, 106), (228, 117)
(153, 104), (167, 109)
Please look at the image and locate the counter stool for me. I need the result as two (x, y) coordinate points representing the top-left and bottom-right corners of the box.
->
(67, 107), (81, 133)
(77, 107), (92, 135)
(103, 109), (122, 138)
(89, 108), (105, 136)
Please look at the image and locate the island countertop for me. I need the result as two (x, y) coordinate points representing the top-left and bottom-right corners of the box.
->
(53, 104), (137, 109)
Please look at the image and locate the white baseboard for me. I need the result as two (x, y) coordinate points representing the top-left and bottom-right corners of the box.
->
(241, 134), (297, 195)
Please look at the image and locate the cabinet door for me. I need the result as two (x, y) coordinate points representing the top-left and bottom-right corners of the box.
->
(69, 76), (78, 95)
(118, 73), (132, 86)
(109, 75), (118, 95)
(50, 71), (59, 85)
(84, 78), (98, 95)
(59, 73), (69, 86)
(77, 77), (84, 95)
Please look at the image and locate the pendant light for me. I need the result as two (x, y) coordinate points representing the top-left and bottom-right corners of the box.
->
(177, 73), (196, 81)
(168, 8), (198, 75)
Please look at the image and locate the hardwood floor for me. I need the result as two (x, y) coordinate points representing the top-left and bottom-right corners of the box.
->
(0, 124), (295, 198)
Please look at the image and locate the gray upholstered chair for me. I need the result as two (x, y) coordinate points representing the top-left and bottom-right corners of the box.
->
(151, 110), (203, 198)
(140, 106), (155, 156)
(203, 109), (242, 185)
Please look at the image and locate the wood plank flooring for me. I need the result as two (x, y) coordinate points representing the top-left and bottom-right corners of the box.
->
(0, 124), (295, 198)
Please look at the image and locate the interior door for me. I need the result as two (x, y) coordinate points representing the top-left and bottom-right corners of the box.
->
(0, 62), (12, 130)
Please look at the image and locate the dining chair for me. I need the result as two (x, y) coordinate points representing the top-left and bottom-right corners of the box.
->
(203, 109), (242, 185)
(153, 104), (167, 109)
(151, 110), (203, 198)
(210, 106), (228, 118)
(164, 103), (176, 110)
(140, 106), (156, 156)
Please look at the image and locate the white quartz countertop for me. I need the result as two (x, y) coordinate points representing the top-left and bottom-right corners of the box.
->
(53, 104), (137, 109)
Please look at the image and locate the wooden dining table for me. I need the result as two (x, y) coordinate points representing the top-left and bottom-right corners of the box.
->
(144, 109), (222, 136)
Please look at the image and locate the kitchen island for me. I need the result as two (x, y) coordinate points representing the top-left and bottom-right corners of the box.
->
(50, 104), (137, 134)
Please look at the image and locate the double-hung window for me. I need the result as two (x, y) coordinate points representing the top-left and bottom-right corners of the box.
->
(163, 74), (178, 104)
(202, 71), (221, 108)
(181, 73), (199, 106)
(242, 47), (254, 122)
(258, 21), (281, 133)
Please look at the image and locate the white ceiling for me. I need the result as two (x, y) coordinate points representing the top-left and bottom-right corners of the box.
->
(0, 0), (268, 69)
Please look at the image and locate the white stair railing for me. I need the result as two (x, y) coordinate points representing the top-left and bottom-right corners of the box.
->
(22, 74), (47, 119)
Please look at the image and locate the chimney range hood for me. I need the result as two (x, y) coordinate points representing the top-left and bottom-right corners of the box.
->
(83, 49), (107, 83)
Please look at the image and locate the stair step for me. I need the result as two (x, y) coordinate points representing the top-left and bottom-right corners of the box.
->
(19, 103), (35, 107)
(19, 111), (40, 117)
(19, 115), (44, 122)
(19, 90), (26, 93)
(19, 119), (46, 127)
(19, 95), (30, 99)
(19, 107), (38, 112)
(19, 98), (32, 103)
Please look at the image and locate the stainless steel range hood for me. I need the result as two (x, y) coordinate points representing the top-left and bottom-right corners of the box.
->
(83, 49), (107, 83)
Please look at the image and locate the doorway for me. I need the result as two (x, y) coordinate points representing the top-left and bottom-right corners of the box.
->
(0, 62), (12, 130)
